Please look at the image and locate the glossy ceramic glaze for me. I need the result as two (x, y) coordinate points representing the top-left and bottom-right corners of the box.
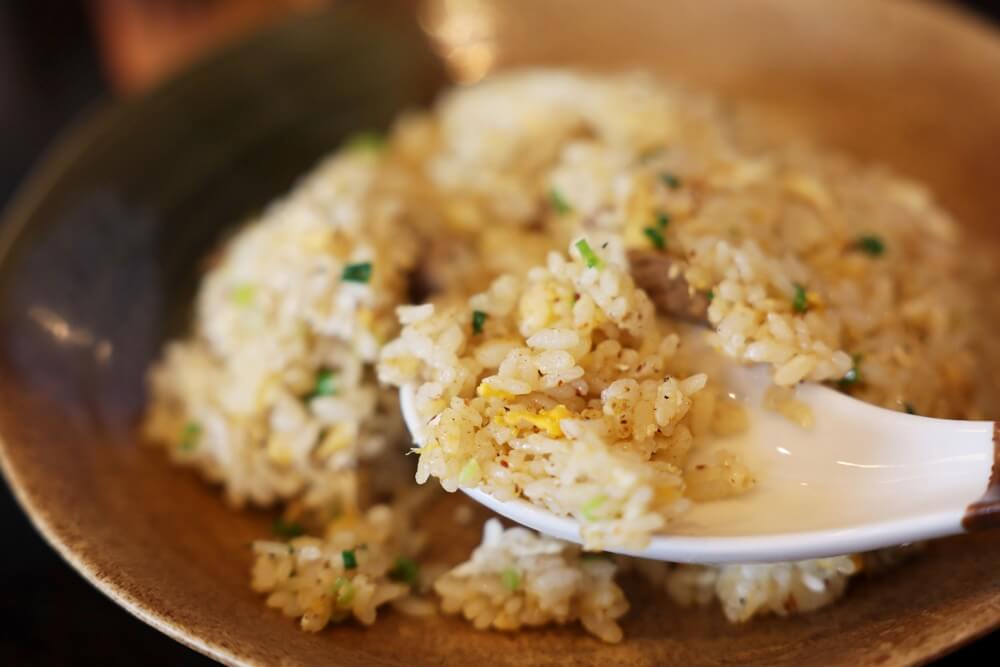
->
(402, 364), (996, 563)
(2, 1), (1000, 665)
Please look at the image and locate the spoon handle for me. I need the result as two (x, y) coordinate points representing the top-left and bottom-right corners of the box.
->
(962, 423), (1000, 531)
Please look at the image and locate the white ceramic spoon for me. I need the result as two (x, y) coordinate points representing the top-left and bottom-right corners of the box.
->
(400, 364), (997, 563)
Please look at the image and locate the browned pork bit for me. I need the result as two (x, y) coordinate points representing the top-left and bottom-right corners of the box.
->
(626, 248), (710, 324)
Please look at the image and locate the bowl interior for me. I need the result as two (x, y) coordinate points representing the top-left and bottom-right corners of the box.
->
(1, 2), (1000, 666)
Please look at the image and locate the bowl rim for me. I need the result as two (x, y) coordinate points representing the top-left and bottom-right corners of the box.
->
(0, 90), (247, 667)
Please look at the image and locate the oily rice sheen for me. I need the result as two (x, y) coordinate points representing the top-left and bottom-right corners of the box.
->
(145, 70), (1000, 643)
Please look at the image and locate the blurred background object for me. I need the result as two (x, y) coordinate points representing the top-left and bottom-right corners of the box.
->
(91, 0), (1000, 94)
(0, 1), (998, 664)
(92, 0), (332, 94)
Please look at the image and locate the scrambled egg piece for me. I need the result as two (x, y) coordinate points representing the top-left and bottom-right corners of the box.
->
(494, 405), (572, 438)
(477, 382), (514, 400)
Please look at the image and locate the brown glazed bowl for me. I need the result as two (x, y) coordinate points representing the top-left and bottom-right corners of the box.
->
(2, 1), (999, 665)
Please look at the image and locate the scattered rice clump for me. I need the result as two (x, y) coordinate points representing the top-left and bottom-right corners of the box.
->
(664, 556), (861, 623)
(251, 503), (434, 630)
(435, 519), (628, 643)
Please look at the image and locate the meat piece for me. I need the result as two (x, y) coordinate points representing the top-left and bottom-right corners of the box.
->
(627, 248), (709, 323)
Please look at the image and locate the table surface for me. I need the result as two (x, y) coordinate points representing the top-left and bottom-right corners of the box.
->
(0, 2), (997, 664)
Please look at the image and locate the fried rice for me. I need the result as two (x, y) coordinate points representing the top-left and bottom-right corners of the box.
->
(145, 68), (1000, 643)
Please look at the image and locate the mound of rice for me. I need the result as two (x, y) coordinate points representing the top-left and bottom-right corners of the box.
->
(145, 67), (1000, 643)
(405, 68), (998, 419)
(144, 149), (418, 508)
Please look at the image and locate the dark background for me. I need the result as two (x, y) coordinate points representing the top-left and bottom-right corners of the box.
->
(0, 1), (998, 664)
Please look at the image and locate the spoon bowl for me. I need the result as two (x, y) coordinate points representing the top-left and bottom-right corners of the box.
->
(400, 365), (997, 563)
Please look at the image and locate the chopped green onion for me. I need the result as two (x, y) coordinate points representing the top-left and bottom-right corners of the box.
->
(333, 576), (355, 606)
(341, 262), (372, 284)
(838, 354), (863, 389)
(574, 239), (604, 269)
(643, 226), (666, 250)
(389, 556), (420, 588)
(655, 212), (670, 229)
(345, 130), (384, 152)
(459, 458), (481, 486)
(549, 189), (572, 215)
(706, 289), (715, 304)
(580, 494), (608, 521)
(341, 549), (357, 570)
(311, 369), (337, 398)
(272, 517), (305, 539)
(472, 310), (487, 335)
(792, 283), (808, 313)
(904, 402), (917, 415)
(660, 172), (682, 189)
(854, 234), (886, 257)
(501, 567), (521, 591)
(232, 284), (255, 307)
(180, 421), (201, 452)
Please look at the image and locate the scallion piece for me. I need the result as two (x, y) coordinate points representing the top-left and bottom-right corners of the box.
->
(706, 289), (715, 303)
(501, 567), (521, 591)
(643, 226), (666, 250)
(574, 239), (604, 269)
(272, 517), (305, 539)
(232, 284), (255, 307)
(660, 172), (682, 189)
(854, 234), (886, 257)
(549, 189), (572, 215)
(389, 556), (420, 588)
(792, 283), (808, 313)
(655, 212), (670, 228)
(472, 310), (487, 335)
(180, 421), (201, 452)
(311, 369), (336, 398)
(459, 458), (481, 486)
(333, 576), (355, 606)
(580, 494), (607, 521)
(341, 262), (372, 284)
(341, 549), (357, 570)
(345, 130), (384, 152)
